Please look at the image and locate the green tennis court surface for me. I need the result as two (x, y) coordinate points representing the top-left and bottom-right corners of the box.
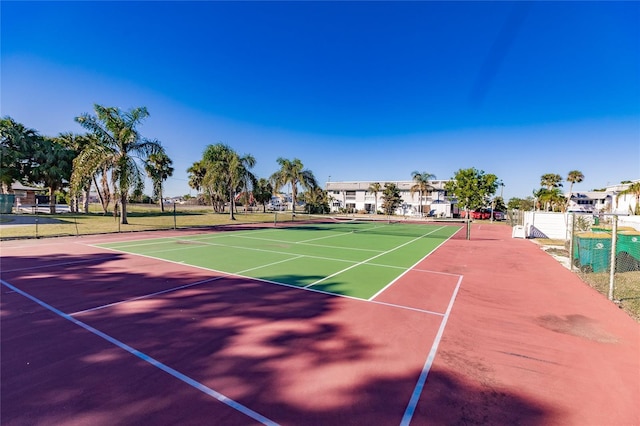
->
(97, 221), (461, 300)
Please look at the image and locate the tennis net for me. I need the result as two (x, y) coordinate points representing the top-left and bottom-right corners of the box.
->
(273, 213), (460, 238)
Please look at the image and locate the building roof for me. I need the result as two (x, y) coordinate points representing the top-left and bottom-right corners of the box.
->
(326, 180), (449, 191)
(11, 181), (46, 191)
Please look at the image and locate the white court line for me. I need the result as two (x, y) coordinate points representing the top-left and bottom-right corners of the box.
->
(140, 239), (362, 266)
(232, 234), (382, 253)
(400, 274), (463, 425)
(1, 255), (119, 274)
(368, 228), (458, 301)
(100, 228), (278, 250)
(0, 278), (280, 426)
(92, 245), (447, 317)
(304, 226), (446, 288)
(73, 255), (305, 315)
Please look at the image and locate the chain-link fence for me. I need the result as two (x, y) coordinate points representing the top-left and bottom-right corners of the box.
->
(509, 210), (640, 320)
(0, 203), (280, 240)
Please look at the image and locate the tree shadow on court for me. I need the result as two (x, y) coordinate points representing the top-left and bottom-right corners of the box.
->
(2, 251), (555, 425)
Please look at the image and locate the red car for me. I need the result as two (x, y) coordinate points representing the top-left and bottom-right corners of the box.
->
(461, 209), (505, 220)
(461, 209), (489, 219)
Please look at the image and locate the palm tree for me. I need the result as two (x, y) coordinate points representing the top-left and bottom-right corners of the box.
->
(58, 132), (100, 213)
(31, 138), (75, 214)
(539, 173), (563, 211)
(566, 170), (584, 209)
(368, 182), (382, 214)
(616, 182), (640, 215)
(202, 143), (255, 220)
(270, 158), (317, 215)
(75, 105), (162, 224)
(145, 150), (174, 212)
(540, 173), (563, 190)
(302, 186), (330, 214)
(253, 178), (273, 213)
(410, 171), (436, 217)
(237, 154), (257, 214)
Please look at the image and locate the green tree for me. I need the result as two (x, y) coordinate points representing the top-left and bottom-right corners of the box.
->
(57, 132), (102, 213)
(566, 170), (584, 209)
(539, 173), (563, 212)
(381, 182), (402, 215)
(616, 182), (640, 215)
(0, 117), (39, 193)
(31, 138), (75, 214)
(253, 178), (273, 213)
(201, 143), (255, 220)
(367, 182), (382, 214)
(540, 173), (563, 190)
(302, 186), (330, 214)
(539, 187), (566, 212)
(410, 171), (436, 217)
(445, 168), (499, 217)
(75, 105), (162, 224)
(270, 158), (317, 215)
(145, 150), (174, 212)
(493, 196), (507, 212)
(507, 196), (535, 211)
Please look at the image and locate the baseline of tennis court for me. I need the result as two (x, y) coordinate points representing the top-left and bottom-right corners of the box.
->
(1, 222), (465, 425)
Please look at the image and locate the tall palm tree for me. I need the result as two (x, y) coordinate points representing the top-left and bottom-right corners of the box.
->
(368, 182), (382, 214)
(565, 170), (584, 209)
(58, 132), (101, 213)
(540, 173), (563, 190)
(145, 150), (173, 212)
(75, 105), (162, 224)
(616, 182), (640, 215)
(270, 158), (317, 215)
(410, 171), (436, 217)
(236, 154), (257, 214)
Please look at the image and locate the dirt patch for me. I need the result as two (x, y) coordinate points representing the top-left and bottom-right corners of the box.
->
(535, 314), (618, 343)
(0, 214), (65, 227)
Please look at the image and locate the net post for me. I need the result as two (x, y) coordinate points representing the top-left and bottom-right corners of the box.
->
(466, 219), (471, 240)
(608, 215), (617, 301)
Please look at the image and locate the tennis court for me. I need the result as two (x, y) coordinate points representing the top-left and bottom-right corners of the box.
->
(95, 220), (460, 301)
(3, 221), (639, 425)
(1, 219), (467, 425)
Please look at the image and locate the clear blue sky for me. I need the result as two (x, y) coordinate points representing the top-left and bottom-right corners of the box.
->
(2, 1), (639, 200)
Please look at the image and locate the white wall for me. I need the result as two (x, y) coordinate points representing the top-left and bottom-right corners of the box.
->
(523, 211), (640, 240)
(523, 212), (571, 239)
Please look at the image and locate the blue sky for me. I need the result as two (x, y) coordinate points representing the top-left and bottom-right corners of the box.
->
(2, 1), (639, 200)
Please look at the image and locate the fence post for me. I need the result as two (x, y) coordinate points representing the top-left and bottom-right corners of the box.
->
(35, 199), (39, 239)
(569, 212), (575, 271)
(608, 215), (618, 301)
(173, 202), (177, 230)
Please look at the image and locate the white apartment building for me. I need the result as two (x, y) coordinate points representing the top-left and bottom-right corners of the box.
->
(566, 179), (639, 214)
(325, 180), (454, 217)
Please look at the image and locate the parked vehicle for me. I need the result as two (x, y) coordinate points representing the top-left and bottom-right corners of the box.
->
(460, 209), (505, 220)
(488, 209), (505, 220)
